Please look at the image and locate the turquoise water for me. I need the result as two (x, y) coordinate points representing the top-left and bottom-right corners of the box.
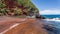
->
(42, 15), (60, 18)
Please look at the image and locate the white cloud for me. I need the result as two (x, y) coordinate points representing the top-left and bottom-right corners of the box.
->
(39, 9), (60, 15)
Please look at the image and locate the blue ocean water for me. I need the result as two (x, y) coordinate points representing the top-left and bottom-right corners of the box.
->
(42, 15), (60, 18)
(46, 21), (60, 34)
(41, 20), (60, 34)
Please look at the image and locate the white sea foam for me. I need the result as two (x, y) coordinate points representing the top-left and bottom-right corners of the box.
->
(44, 18), (60, 22)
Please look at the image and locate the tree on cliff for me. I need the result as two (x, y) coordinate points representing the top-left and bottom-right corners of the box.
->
(0, 0), (39, 17)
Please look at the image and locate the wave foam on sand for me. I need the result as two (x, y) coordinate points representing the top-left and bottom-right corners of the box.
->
(44, 18), (60, 22)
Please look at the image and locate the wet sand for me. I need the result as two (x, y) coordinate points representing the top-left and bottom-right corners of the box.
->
(0, 16), (47, 34)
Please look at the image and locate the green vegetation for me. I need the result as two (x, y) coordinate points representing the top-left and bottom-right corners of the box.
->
(0, 0), (39, 17)
(0, 0), (6, 8)
(14, 7), (22, 15)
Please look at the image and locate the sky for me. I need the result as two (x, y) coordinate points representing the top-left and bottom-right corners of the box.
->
(31, 0), (60, 15)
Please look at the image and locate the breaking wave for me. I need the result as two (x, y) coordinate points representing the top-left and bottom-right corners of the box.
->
(44, 18), (60, 22)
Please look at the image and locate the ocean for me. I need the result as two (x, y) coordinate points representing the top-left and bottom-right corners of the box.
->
(41, 19), (60, 34)
(39, 15), (60, 34)
(40, 19), (60, 34)
(42, 15), (60, 18)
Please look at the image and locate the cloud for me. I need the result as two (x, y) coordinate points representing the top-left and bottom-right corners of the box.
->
(39, 9), (60, 15)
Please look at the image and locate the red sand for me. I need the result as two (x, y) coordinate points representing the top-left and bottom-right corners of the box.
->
(0, 16), (47, 34)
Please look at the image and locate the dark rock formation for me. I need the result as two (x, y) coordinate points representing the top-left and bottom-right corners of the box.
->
(0, 0), (45, 19)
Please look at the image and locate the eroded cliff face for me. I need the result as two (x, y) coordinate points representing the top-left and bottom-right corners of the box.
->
(0, 0), (39, 17)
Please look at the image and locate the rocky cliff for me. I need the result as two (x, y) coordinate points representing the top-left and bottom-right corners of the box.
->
(0, 0), (44, 18)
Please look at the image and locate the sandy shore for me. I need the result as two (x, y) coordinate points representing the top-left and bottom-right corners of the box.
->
(0, 16), (47, 34)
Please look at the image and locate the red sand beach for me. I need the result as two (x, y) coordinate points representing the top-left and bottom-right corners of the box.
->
(0, 16), (47, 34)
